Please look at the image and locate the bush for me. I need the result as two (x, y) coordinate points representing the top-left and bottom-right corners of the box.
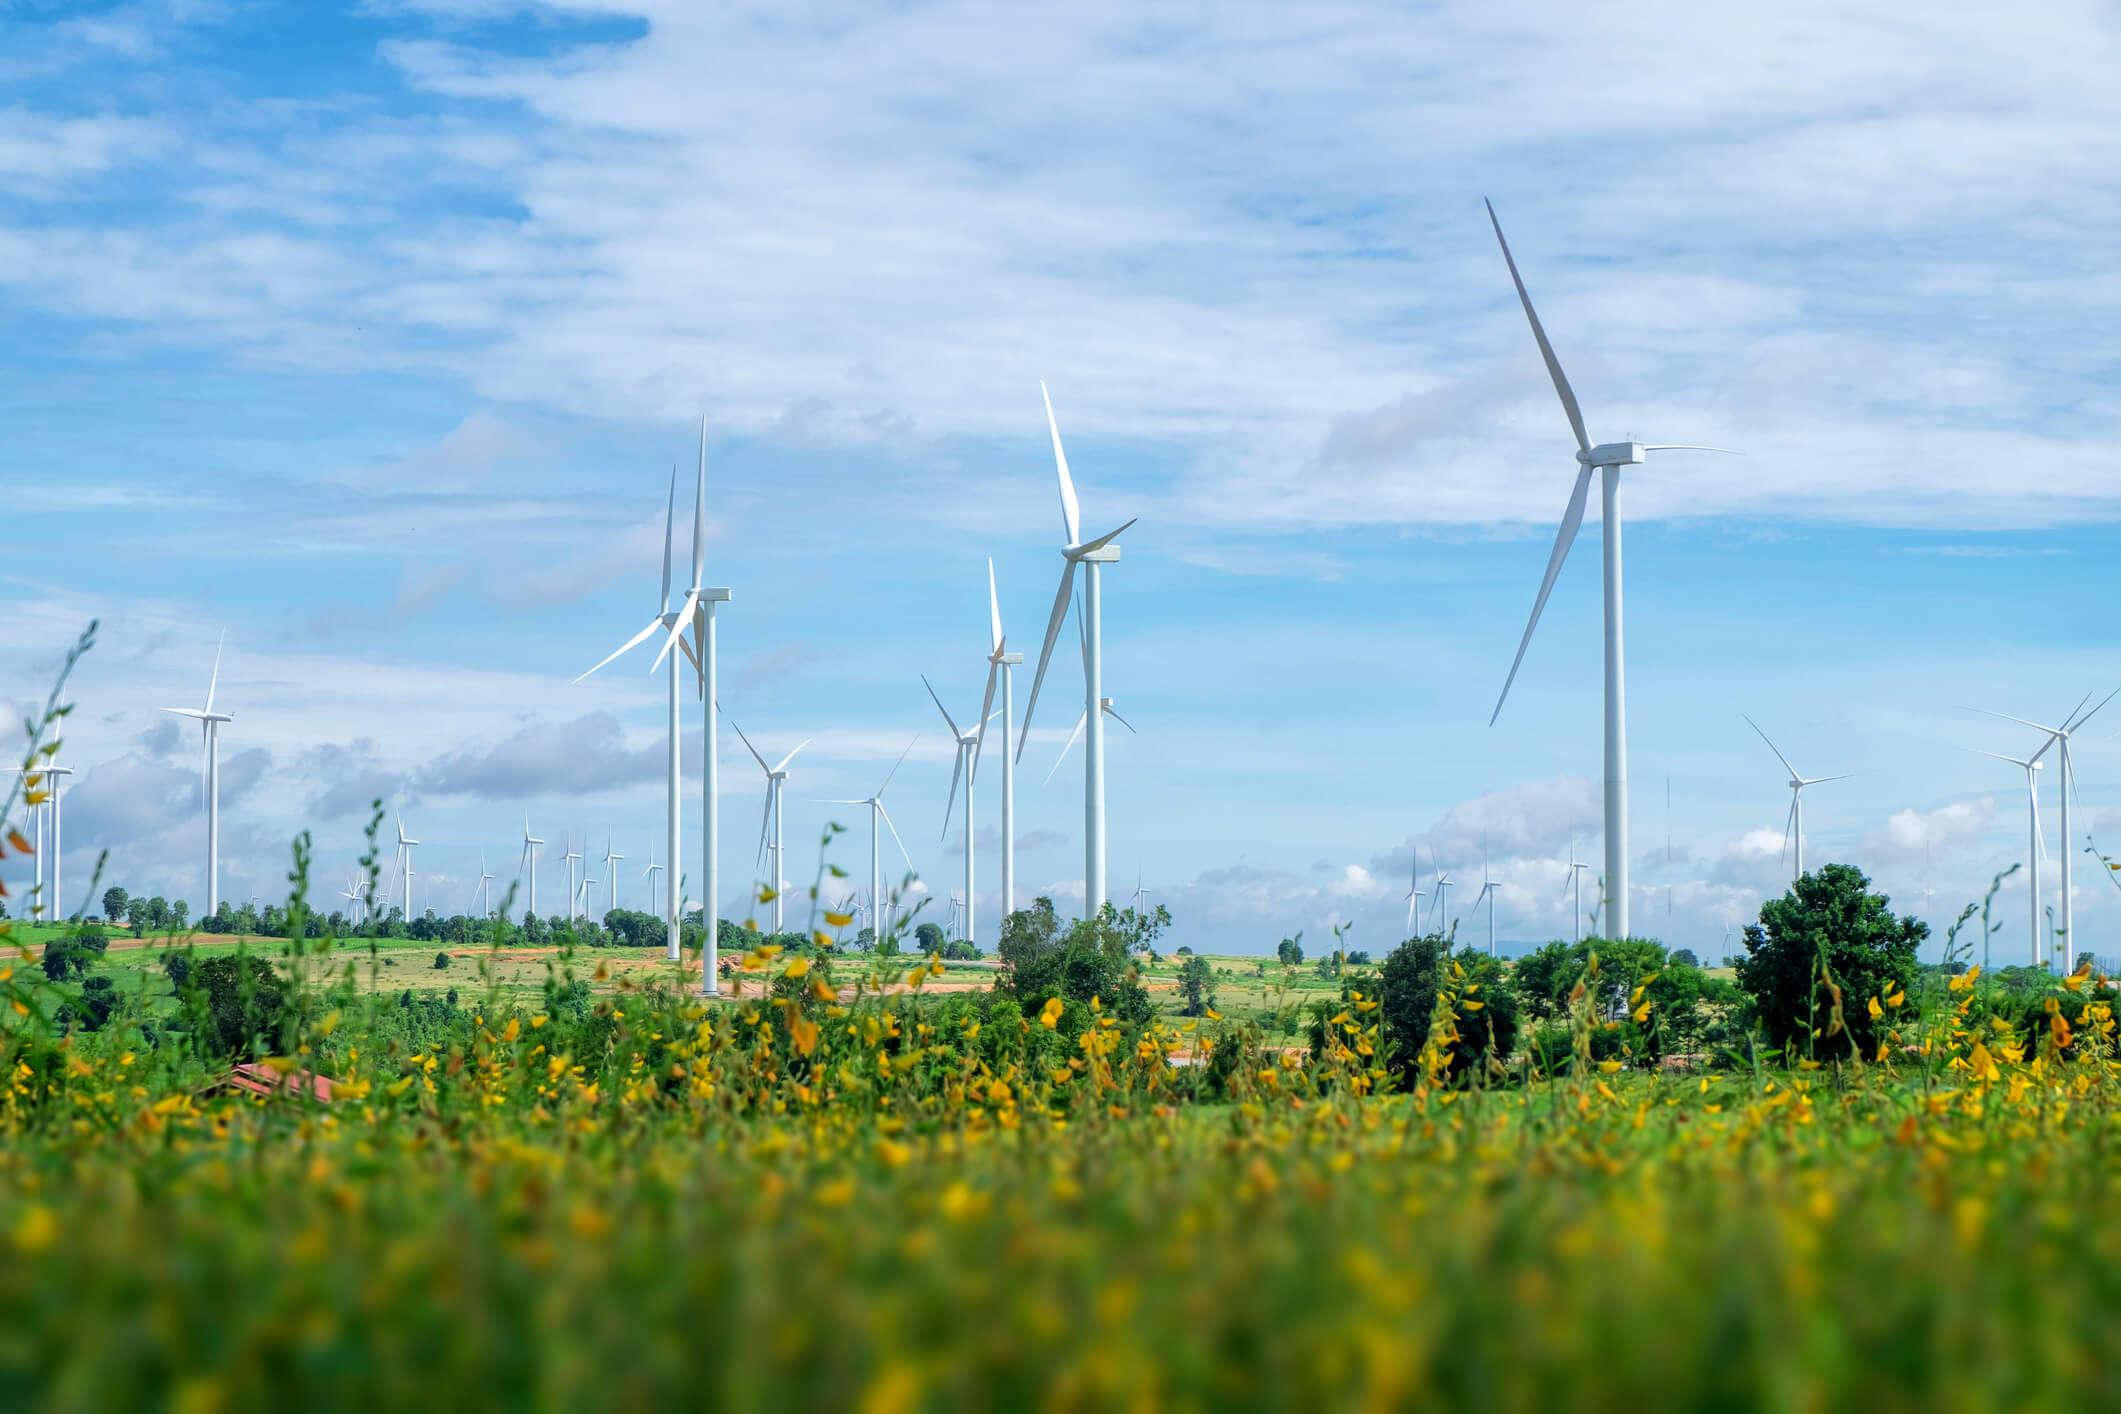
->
(1177, 954), (1216, 1017)
(1736, 863), (1924, 1061)
(433, 952), (452, 970)
(185, 954), (289, 1058)
(78, 976), (118, 1032)
(1375, 936), (1519, 1086)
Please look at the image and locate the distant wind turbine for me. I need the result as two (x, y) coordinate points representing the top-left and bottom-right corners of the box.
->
(562, 834), (582, 922)
(924, 675), (987, 947)
(1962, 688), (2119, 975)
(574, 463), (692, 962)
(1474, 840), (1501, 955)
(395, 815), (420, 921)
(818, 734), (919, 950)
(1017, 382), (1137, 912)
(730, 719), (808, 933)
(1981, 748), (2047, 966)
(519, 818), (544, 918)
(159, 631), (234, 916)
(981, 560), (1023, 918)
(602, 835), (623, 914)
(1566, 836), (1589, 944)
(1743, 715), (1853, 886)
(1432, 869), (1454, 935)
(643, 854), (663, 919)
(1482, 200), (1734, 941)
(1403, 846), (1426, 936)
(475, 852), (495, 919)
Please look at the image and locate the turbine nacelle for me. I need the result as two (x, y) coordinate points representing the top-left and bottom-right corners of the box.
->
(1580, 442), (1645, 467)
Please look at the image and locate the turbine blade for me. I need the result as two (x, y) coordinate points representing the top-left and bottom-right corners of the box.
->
(971, 660), (1000, 784)
(692, 414), (708, 588)
(1489, 463), (1593, 726)
(205, 630), (225, 714)
(941, 744), (964, 842)
(1959, 705), (2061, 737)
(652, 590), (700, 672)
(1640, 444), (1741, 456)
(1781, 794), (1797, 867)
(1743, 714), (1801, 780)
(755, 789), (773, 870)
(1484, 198), (1589, 454)
(921, 673), (963, 738)
(1804, 773), (1857, 786)
(729, 718), (772, 775)
(1104, 704), (1138, 733)
(661, 465), (676, 614)
(877, 800), (916, 875)
(574, 618), (665, 684)
(1040, 380), (1082, 545)
(160, 708), (208, 720)
(1016, 561), (1078, 762)
(878, 733), (919, 796)
(987, 557), (1003, 651)
(771, 740), (810, 774)
(1047, 710), (1088, 785)
(1077, 517), (1136, 556)
(2069, 685), (2121, 733)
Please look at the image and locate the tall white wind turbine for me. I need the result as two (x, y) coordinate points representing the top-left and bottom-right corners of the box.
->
(981, 560), (1023, 919)
(1982, 749), (2047, 966)
(667, 417), (733, 990)
(643, 854), (663, 918)
(818, 734), (919, 950)
(395, 815), (420, 921)
(1432, 869), (1454, 935)
(1403, 846), (1427, 937)
(1743, 715), (1854, 887)
(1482, 200), (1733, 942)
(475, 852), (496, 919)
(924, 675), (986, 947)
(159, 632), (233, 916)
(519, 818), (543, 919)
(602, 835), (623, 915)
(1017, 383), (1137, 913)
(563, 834), (582, 922)
(340, 876), (363, 924)
(1566, 836), (1589, 944)
(1963, 689), (2118, 975)
(574, 466), (694, 962)
(730, 720), (808, 934)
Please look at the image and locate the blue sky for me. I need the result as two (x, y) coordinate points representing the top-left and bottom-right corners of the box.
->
(6, 0), (2121, 959)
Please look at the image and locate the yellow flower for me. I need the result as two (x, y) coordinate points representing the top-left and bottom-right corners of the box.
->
(823, 910), (855, 928)
(1597, 1060), (1623, 1074)
(790, 1014), (820, 1057)
(1867, 996), (1884, 1021)
(1040, 997), (1065, 1029)
(12, 1204), (56, 1254)
(784, 957), (811, 980)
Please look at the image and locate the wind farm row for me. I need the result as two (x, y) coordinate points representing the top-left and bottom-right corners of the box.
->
(11, 203), (2105, 978)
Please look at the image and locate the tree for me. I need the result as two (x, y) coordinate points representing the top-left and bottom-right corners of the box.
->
(1736, 863), (1924, 1062)
(101, 886), (128, 925)
(162, 950), (192, 994)
(433, 951), (452, 970)
(41, 938), (88, 981)
(1375, 937), (1520, 1086)
(78, 976), (117, 1032)
(915, 922), (946, 955)
(186, 954), (288, 1057)
(172, 899), (189, 931)
(1177, 954), (1216, 1017)
(995, 896), (1150, 1020)
(1277, 934), (1304, 967)
(1670, 948), (1700, 968)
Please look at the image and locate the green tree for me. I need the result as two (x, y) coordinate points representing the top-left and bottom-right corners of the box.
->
(1736, 863), (1925, 1061)
(433, 951), (452, 970)
(995, 897), (1151, 1020)
(915, 921), (946, 955)
(1277, 934), (1304, 967)
(1375, 938), (1520, 1086)
(185, 954), (289, 1058)
(1177, 954), (1216, 1017)
(101, 886), (128, 925)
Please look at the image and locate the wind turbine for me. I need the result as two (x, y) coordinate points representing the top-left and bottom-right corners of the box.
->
(924, 674), (986, 948)
(1982, 749), (2047, 966)
(1403, 846), (1427, 937)
(602, 835), (623, 914)
(475, 852), (495, 919)
(574, 464), (693, 962)
(395, 815), (420, 921)
(339, 876), (362, 924)
(1743, 715), (1854, 886)
(668, 417), (733, 991)
(644, 854), (663, 918)
(1482, 200), (1733, 941)
(1432, 869), (1454, 936)
(1128, 869), (1153, 915)
(1566, 836), (1589, 943)
(946, 892), (966, 941)
(1017, 382), (1138, 913)
(1963, 689), (2119, 975)
(818, 734), (919, 950)
(563, 834), (582, 922)
(730, 719), (808, 933)
(981, 560), (1023, 918)
(159, 631), (234, 916)
(1474, 841), (1501, 955)
(519, 818), (544, 918)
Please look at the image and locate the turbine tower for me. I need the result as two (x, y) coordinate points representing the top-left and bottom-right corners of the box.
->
(1743, 715), (1854, 886)
(1474, 844), (1501, 955)
(730, 720), (808, 933)
(1403, 846), (1427, 937)
(1982, 749), (2047, 966)
(339, 876), (363, 924)
(982, 560), (1022, 919)
(1482, 200), (1732, 941)
(519, 818), (544, 918)
(667, 417), (733, 991)
(923, 674), (986, 947)
(575, 464), (693, 963)
(602, 835), (623, 915)
(643, 853), (662, 918)
(475, 852), (496, 919)
(1964, 689), (2118, 975)
(159, 631), (233, 916)
(1432, 869), (1454, 936)
(1018, 382), (1137, 913)
(563, 834), (582, 922)
(818, 735), (919, 951)
(395, 816), (420, 921)
(1566, 837), (1589, 944)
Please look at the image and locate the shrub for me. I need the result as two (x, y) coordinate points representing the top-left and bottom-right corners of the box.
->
(185, 954), (288, 1058)
(433, 952), (452, 970)
(1737, 863), (1924, 1061)
(1375, 936), (1520, 1086)
(1177, 955), (1216, 1017)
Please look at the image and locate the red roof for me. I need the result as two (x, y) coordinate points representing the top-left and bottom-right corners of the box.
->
(222, 1062), (339, 1102)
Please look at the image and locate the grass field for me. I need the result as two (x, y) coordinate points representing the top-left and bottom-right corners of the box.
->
(2, 907), (2118, 1410)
